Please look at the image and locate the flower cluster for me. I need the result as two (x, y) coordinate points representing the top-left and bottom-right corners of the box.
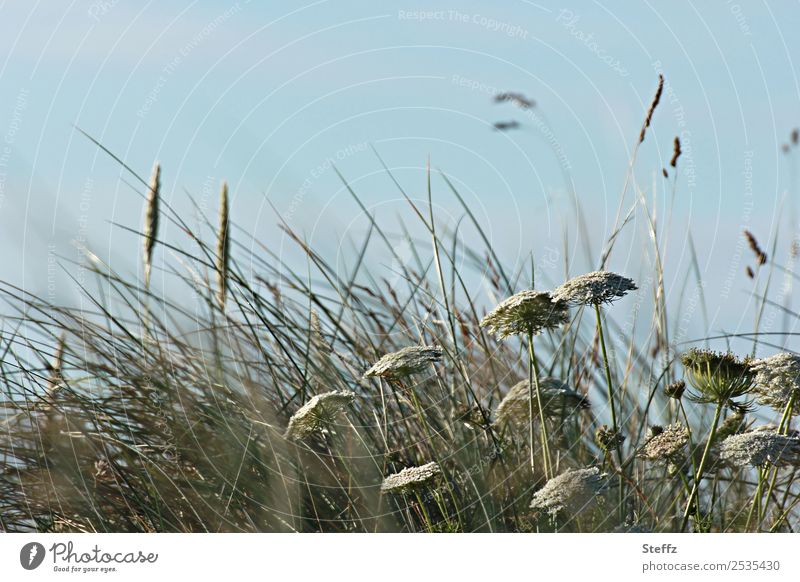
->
(638, 423), (689, 463)
(363, 346), (443, 379)
(494, 377), (589, 427)
(381, 462), (442, 494)
(552, 271), (637, 306)
(284, 390), (355, 440)
(479, 290), (568, 339)
(749, 352), (800, 416)
(680, 349), (754, 406)
(529, 467), (606, 518)
(719, 427), (800, 467)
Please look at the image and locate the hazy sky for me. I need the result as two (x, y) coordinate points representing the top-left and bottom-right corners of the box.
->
(1, 1), (799, 353)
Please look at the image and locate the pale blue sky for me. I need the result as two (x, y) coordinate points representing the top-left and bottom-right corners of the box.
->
(1, 1), (799, 352)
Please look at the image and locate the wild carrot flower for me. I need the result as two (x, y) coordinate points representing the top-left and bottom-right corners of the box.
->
(363, 345), (442, 379)
(595, 425), (625, 451)
(381, 462), (442, 494)
(664, 380), (686, 400)
(479, 290), (568, 339)
(529, 467), (605, 518)
(638, 423), (689, 463)
(719, 427), (800, 467)
(680, 348), (754, 406)
(552, 271), (637, 306)
(494, 377), (589, 426)
(284, 390), (355, 440)
(749, 352), (800, 415)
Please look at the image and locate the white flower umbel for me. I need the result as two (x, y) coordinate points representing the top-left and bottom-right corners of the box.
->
(284, 390), (355, 440)
(380, 462), (442, 494)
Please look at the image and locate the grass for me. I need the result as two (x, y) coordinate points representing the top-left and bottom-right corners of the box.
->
(1, 78), (800, 533)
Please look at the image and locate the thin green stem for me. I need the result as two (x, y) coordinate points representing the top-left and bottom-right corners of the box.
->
(594, 304), (624, 519)
(528, 334), (552, 479)
(681, 401), (724, 531)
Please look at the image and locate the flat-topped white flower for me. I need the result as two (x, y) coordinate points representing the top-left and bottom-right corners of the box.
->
(494, 377), (589, 426)
(638, 423), (689, 462)
(750, 352), (800, 415)
(479, 290), (568, 339)
(380, 462), (442, 494)
(529, 467), (605, 517)
(363, 346), (442, 379)
(552, 271), (637, 306)
(719, 427), (800, 467)
(284, 390), (355, 440)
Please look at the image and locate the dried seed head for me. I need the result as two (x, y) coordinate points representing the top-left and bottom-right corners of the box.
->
(493, 91), (535, 109)
(363, 345), (442, 379)
(664, 380), (686, 400)
(284, 390), (355, 440)
(381, 462), (442, 494)
(639, 74), (664, 143)
(552, 271), (637, 306)
(670, 136), (682, 167)
(529, 467), (605, 518)
(749, 352), (800, 416)
(638, 423), (689, 462)
(744, 230), (767, 265)
(494, 377), (589, 427)
(46, 334), (66, 396)
(143, 162), (160, 288)
(479, 290), (568, 339)
(719, 427), (800, 467)
(680, 348), (754, 405)
(595, 425), (625, 451)
(216, 181), (230, 310)
(493, 120), (521, 131)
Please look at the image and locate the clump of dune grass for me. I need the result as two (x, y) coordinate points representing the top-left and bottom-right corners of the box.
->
(4, 77), (800, 535)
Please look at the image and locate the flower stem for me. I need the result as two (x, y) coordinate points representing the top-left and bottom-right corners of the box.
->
(527, 333), (552, 479)
(594, 304), (624, 519)
(681, 400), (724, 531)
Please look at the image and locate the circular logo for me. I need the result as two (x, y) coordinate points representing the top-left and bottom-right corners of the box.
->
(20, 542), (46, 570)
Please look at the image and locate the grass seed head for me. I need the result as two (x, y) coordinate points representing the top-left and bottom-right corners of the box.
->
(216, 181), (230, 310)
(143, 161), (160, 288)
(479, 290), (568, 339)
